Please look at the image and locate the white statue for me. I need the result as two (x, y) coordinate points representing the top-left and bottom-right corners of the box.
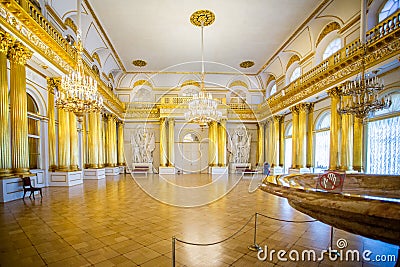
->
(228, 125), (251, 163)
(131, 127), (155, 163)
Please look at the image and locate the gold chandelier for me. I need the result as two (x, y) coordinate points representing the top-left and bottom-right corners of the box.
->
(338, 48), (391, 119)
(184, 10), (222, 124)
(56, 0), (103, 117)
(338, 0), (391, 119)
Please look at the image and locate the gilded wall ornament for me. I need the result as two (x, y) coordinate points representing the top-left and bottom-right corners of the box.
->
(132, 59), (147, 67)
(239, 61), (255, 68)
(190, 10), (215, 27)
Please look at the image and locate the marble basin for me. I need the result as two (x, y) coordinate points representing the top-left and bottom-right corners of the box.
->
(260, 173), (400, 245)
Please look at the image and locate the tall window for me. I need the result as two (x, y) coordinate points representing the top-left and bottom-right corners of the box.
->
(290, 66), (301, 83)
(27, 93), (40, 169)
(322, 38), (341, 60)
(284, 123), (292, 173)
(379, 0), (399, 22)
(367, 92), (400, 174)
(314, 112), (330, 171)
(269, 84), (277, 96)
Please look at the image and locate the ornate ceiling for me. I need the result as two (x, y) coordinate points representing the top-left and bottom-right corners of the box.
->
(87, 0), (323, 74)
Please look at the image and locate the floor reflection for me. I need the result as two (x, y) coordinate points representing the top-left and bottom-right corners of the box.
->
(131, 173), (243, 207)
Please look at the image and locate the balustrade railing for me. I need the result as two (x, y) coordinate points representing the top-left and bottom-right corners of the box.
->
(260, 10), (400, 113)
(10, 0), (78, 61)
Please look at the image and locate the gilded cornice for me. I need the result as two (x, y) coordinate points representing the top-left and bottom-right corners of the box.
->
(0, 3), (76, 71)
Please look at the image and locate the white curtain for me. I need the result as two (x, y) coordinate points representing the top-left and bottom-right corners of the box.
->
(367, 116), (400, 174)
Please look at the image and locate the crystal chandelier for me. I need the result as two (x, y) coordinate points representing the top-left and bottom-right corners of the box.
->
(338, 52), (391, 119)
(184, 10), (222, 124)
(55, 0), (103, 117)
(338, 0), (390, 119)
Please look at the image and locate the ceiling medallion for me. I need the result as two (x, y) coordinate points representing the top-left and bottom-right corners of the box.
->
(190, 10), (215, 27)
(240, 61), (255, 68)
(132, 59), (147, 67)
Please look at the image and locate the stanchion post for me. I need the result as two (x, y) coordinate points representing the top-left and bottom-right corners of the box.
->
(248, 213), (261, 251)
(172, 236), (176, 267)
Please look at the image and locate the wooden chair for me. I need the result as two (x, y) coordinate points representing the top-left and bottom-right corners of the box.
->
(21, 177), (42, 199)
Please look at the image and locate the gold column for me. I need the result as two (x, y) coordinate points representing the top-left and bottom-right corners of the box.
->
(112, 117), (117, 166)
(279, 116), (285, 167)
(208, 122), (213, 166)
(213, 121), (219, 166)
(104, 115), (110, 166)
(218, 119), (227, 166)
(160, 117), (168, 167)
(117, 121), (125, 166)
(0, 32), (13, 176)
(257, 122), (265, 165)
(306, 103), (314, 168)
(340, 96), (353, 171)
(264, 120), (270, 164)
(353, 117), (363, 172)
(289, 106), (299, 169)
(327, 88), (341, 170)
(88, 112), (99, 168)
(208, 122), (216, 166)
(57, 109), (70, 171)
(69, 112), (79, 171)
(81, 114), (87, 168)
(98, 113), (104, 168)
(47, 78), (59, 171)
(297, 103), (308, 168)
(267, 119), (274, 164)
(8, 42), (32, 174)
(272, 116), (281, 167)
(168, 118), (175, 167)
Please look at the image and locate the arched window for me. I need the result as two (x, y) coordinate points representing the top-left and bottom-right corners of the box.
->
(379, 0), (399, 22)
(284, 122), (292, 173)
(367, 91), (400, 174)
(289, 66), (301, 83)
(270, 84), (277, 96)
(314, 111), (331, 171)
(27, 93), (40, 169)
(322, 38), (341, 60)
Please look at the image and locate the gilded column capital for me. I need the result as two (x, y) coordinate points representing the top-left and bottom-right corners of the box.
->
(327, 87), (342, 98)
(297, 103), (313, 113)
(7, 42), (33, 65)
(273, 115), (284, 123)
(289, 105), (299, 114)
(0, 32), (14, 54)
(307, 102), (315, 113)
(47, 77), (61, 91)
